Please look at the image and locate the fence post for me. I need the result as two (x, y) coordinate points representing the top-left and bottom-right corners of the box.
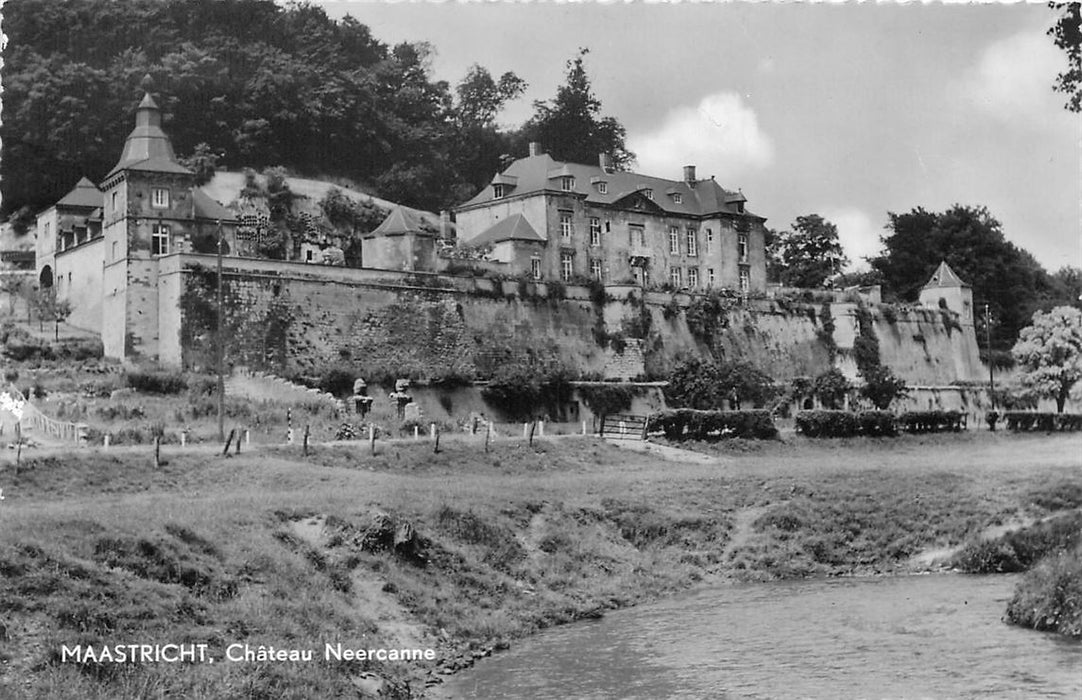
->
(222, 429), (235, 456)
(523, 422), (528, 438)
(433, 424), (441, 454)
(369, 423), (376, 455)
(235, 427), (242, 454)
(245, 429), (251, 446)
(303, 424), (310, 456)
(582, 420), (587, 435)
(104, 434), (110, 449)
(153, 435), (161, 469)
(538, 420), (544, 437)
(414, 426), (420, 440)
(484, 421), (491, 453)
(528, 420), (537, 447)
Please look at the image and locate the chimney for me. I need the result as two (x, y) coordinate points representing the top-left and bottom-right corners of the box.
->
(683, 165), (696, 186)
(599, 153), (612, 172)
(528, 142), (542, 157)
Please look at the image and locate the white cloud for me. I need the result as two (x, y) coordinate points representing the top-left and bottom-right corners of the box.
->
(628, 92), (774, 182)
(820, 207), (883, 272)
(964, 30), (1070, 122)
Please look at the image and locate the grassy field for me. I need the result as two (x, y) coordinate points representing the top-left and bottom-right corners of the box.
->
(0, 430), (1079, 699)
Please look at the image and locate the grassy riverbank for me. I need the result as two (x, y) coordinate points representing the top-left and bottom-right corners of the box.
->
(1, 432), (1079, 698)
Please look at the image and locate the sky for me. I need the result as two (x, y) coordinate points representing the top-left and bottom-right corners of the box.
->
(319, 1), (1080, 272)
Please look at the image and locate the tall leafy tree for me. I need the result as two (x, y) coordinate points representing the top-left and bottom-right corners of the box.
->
(449, 65), (528, 198)
(1049, 2), (1081, 112)
(522, 48), (634, 168)
(1012, 306), (1082, 412)
(771, 215), (849, 288)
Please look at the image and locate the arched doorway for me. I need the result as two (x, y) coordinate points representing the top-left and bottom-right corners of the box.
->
(38, 265), (53, 289)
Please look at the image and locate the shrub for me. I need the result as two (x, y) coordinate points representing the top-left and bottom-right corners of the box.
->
(577, 384), (638, 419)
(1003, 412), (1082, 432)
(795, 410), (861, 438)
(1006, 545), (1082, 638)
(647, 409), (778, 441)
(665, 358), (778, 410)
(126, 371), (187, 395)
(897, 410), (964, 433)
(811, 368), (850, 410)
(856, 410), (898, 437)
(859, 365), (909, 410)
(955, 512), (1082, 574)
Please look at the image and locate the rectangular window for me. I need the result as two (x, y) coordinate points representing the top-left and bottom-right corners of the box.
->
(686, 228), (698, 256)
(560, 252), (573, 281)
(560, 212), (573, 241)
(669, 226), (680, 254)
(590, 258), (603, 281)
(630, 225), (644, 248)
(112, 241), (119, 261)
(669, 267), (682, 288)
(597, 181), (608, 194)
(738, 233), (748, 262)
(688, 267), (699, 289)
(706, 228), (714, 254)
(739, 267), (750, 293)
(493, 184), (505, 199)
(708, 268), (716, 286)
(673, 193), (683, 204)
(151, 188), (169, 208)
(111, 191), (118, 214)
(151, 223), (170, 255)
(531, 257), (542, 280)
(589, 217), (601, 246)
(561, 176), (575, 192)
(644, 188), (653, 200)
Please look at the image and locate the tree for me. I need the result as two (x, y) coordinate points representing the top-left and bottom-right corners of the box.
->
(522, 48), (634, 169)
(1049, 2), (1081, 112)
(665, 357), (777, 409)
(454, 65), (526, 128)
(1052, 266), (1082, 309)
(859, 365), (909, 410)
(813, 368), (850, 410)
(1012, 306), (1082, 413)
(771, 215), (849, 289)
(178, 143), (220, 186)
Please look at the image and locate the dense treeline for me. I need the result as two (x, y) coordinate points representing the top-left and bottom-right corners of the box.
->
(0, 0), (530, 218)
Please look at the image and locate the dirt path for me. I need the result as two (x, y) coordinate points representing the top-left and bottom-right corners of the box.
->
(603, 438), (721, 465)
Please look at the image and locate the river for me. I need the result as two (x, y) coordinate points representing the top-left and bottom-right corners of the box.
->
(439, 574), (1081, 699)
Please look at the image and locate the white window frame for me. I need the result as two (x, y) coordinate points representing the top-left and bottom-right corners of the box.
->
(560, 252), (573, 281)
(151, 223), (170, 256)
(708, 268), (716, 286)
(531, 257), (542, 280)
(151, 188), (169, 209)
(738, 233), (748, 262)
(590, 258), (603, 281)
(561, 176), (575, 192)
(706, 228), (714, 254)
(739, 267), (750, 293)
(630, 225), (644, 248)
(673, 193), (683, 204)
(669, 267), (682, 288)
(688, 267), (699, 289)
(560, 212), (573, 241)
(669, 227), (680, 255)
(597, 181), (608, 194)
(686, 228), (698, 257)
(589, 217), (601, 246)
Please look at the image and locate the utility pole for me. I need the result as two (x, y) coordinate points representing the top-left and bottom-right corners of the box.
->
(216, 220), (225, 443)
(985, 303), (995, 410)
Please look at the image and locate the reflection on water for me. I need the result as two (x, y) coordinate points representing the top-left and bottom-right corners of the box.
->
(441, 575), (1082, 699)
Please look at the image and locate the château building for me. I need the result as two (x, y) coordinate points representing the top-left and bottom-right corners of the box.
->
(453, 143), (768, 293)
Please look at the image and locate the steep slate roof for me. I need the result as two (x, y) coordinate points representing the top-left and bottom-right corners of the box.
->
(923, 261), (970, 289)
(106, 92), (192, 178)
(56, 177), (103, 209)
(469, 214), (544, 246)
(368, 205), (434, 237)
(457, 151), (762, 220)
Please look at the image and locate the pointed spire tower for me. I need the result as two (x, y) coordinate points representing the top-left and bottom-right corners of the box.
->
(919, 260), (974, 325)
(106, 90), (190, 177)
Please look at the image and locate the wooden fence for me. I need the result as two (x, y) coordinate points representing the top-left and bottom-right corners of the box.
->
(599, 413), (648, 441)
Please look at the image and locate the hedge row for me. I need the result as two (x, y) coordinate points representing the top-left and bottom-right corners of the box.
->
(898, 410), (964, 433)
(647, 409), (777, 441)
(795, 410), (897, 438)
(1004, 412), (1082, 432)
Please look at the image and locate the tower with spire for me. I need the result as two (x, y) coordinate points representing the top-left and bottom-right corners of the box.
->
(35, 86), (235, 362)
(919, 260), (974, 326)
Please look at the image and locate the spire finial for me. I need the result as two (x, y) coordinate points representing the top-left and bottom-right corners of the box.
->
(140, 73), (155, 93)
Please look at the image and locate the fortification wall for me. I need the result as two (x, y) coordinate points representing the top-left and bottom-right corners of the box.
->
(162, 255), (983, 388)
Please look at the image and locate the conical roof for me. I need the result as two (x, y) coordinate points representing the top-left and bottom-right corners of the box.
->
(368, 206), (434, 237)
(922, 261), (970, 289)
(105, 92), (191, 178)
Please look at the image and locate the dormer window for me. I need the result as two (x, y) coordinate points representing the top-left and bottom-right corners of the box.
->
(644, 188), (653, 200)
(597, 181), (608, 194)
(561, 176), (575, 192)
(673, 193), (683, 204)
(152, 188), (169, 208)
(736, 201), (745, 214)
(493, 184), (506, 199)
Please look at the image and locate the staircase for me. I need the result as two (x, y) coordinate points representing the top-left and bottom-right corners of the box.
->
(224, 369), (339, 411)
